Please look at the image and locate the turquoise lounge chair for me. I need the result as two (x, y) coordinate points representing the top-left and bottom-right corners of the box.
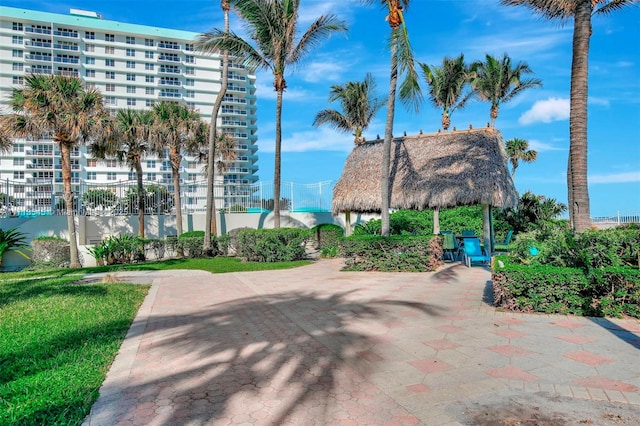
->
(494, 230), (514, 252)
(463, 237), (491, 267)
(461, 230), (476, 236)
(442, 233), (462, 261)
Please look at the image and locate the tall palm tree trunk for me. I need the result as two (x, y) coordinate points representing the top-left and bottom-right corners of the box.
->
(381, 41), (399, 237)
(569, 0), (592, 232)
(136, 160), (145, 238)
(171, 148), (183, 236)
(59, 141), (81, 268)
(273, 89), (284, 229)
(204, 3), (230, 254)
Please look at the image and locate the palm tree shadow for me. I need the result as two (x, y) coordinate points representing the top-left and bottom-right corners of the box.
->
(103, 290), (444, 424)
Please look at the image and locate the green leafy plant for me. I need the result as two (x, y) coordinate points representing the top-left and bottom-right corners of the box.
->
(237, 228), (311, 262)
(179, 230), (205, 239)
(0, 228), (30, 268)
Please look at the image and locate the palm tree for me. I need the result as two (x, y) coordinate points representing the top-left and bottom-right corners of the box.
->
(197, 0), (231, 254)
(366, 0), (422, 236)
(312, 73), (384, 144)
(0, 124), (13, 154)
(196, 0), (347, 228)
(470, 53), (542, 127)
(505, 137), (538, 177)
(421, 54), (472, 131)
(152, 102), (207, 240)
(2, 74), (109, 268)
(501, 1), (634, 232)
(91, 109), (154, 238)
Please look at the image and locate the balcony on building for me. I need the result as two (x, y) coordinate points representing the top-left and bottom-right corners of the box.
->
(157, 53), (181, 63)
(25, 27), (52, 35)
(27, 67), (53, 75)
(157, 41), (181, 51)
(53, 29), (79, 39)
(25, 53), (52, 63)
(158, 66), (181, 75)
(159, 78), (181, 87)
(25, 40), (52, 49)
(159, 90), (181, 99)
(53, 43), (79, 52)
(54, 56), (79, 64)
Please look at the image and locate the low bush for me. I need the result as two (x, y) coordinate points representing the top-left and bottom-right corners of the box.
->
(179, 230), (204, 239)
(30, 236), (68, 269)
(339, 235), (442, 272)
(179, 236), (209, 258)
(218, 227), (251, 257)
(588, 267), (640, 317)
(237, 228), (310, 262)
(310, 223), (344, 250)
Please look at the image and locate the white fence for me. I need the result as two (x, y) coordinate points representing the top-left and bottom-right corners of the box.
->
(591, 212), (640, 229)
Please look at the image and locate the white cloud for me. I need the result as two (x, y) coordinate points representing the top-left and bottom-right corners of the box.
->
(260, 127), (355, 153)
(300, 61), (345, 83)
(589, 97), (610, 107)
(528, 139), (564, 152)
(590, 171), (640, 184)
(518, 97), (570, 125)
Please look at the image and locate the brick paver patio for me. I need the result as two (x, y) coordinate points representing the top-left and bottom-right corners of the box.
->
(82, 259), (640, 425)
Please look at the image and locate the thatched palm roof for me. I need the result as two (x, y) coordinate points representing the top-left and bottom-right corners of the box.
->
(332, 128), (518, 214)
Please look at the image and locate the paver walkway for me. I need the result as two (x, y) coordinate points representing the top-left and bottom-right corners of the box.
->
(83, 260), (640, 425)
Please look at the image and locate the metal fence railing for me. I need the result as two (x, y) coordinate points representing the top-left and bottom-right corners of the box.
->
(0, 178), (336, 217)
(591, 213), (640, 227)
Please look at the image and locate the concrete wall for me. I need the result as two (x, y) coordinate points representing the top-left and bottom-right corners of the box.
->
(0, 211), (377, 270)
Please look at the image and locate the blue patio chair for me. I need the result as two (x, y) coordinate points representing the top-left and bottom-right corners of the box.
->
(442, 233), (462, 261)
(461, 230), (476, 236)
(463, 237), (491, 267)
(494, 230), (514, 252)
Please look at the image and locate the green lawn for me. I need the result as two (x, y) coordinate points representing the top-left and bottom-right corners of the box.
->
(0, 257), (311, 425)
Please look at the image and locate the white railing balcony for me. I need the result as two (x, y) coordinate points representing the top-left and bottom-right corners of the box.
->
(25, 40), (51, 48)
(53, 44), (79, 51)
(54, 70), (78, 77)
(227, 85), (246, 93)
(54, 57), (79, 64)
(28, 68), (52, 75)
(159, 92), (182, 99)
(157, 42), (180, 50)
(25, 54), (52, 62)
(159, 67), (181, 74)
(25, 28), (52, 35)
(53, 30), (78, 38)
(159, 79), (181, 86)
(158, 55), (180, 62)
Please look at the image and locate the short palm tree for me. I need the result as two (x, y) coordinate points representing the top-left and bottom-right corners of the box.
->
(505, 137), (538, 178)
(91, 109), (154, 238)
(470, 53), (542, 127)
(2, 74), (109, 268)
(501, 0), (635, 232)
(196, 0), (347, 228)
(152, 102), (206, 239)
(0, 124), (13, 154)
(365, 0), (422, 236)
(421, 54), (472, 131)
(312, 73), (384, 144)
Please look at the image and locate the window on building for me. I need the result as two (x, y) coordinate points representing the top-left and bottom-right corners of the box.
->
(13, 76), (24, 85)
(127, 98), (136, 106)
(12, 50), (23, 58)
(145, 87), (154, 95)
(13, 144), (24, 153)
(13, 158), (24, 166)
(146, 160), (156, 169)
(105, 160), (117, 167)
(126, 60), (135, 69)
(146, 173), (156, 181)
(85, 43), (95, 52)
(146, 99), (154, 107)
(126, 36), (135, 44)
(145, 38), (154, 46)
(12, 63), (24, 71)
(126, 73), (136, 81)
(107, 172), (116, 181)
(85, 57), (95, 65)
(87, 172), (97, 180)
(105, 46), (114, 54)
(85, 70), (95, 78)
(145, 50), (153, 59)
(105, 71), (115, 79)
(87, 159), (97, 167)
(105, 33), (115, 42)
(185, 102), (196, 109)
(105, 96), (116, 105)
(126, 48), (135, 57)
(185, 67), (195, 75)
(185, 91), (195, 98)
(145, 75), (154, 83)
(145, 63), (154, 71)
(105, 84), (115, 92)
(85, 31), (95, 39)
(185, 55), (195, 64)
(185, 43), (194, 51)
(13, 22), (23, 31)
(105, 58), (114, 67)
(188, 174), (197, 181)
(185, 79), (195, 86)
(12, 36), (23, 44)
(127, 86), (136, 94)
(14, 172), (24, 179)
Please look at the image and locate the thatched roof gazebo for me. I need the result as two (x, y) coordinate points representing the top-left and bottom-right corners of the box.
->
(332, 127), (518, 254)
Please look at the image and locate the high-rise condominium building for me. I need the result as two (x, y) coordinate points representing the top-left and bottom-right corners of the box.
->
(0, 6), (258, 212)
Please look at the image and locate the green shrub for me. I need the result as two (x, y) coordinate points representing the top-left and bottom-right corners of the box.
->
(0, 228), (30, 268)
(588, 267), (640, 317)
(146, 239), (166, 260)
(320, 245), (339, 258)
(101, 235), (145, 264)
(179, 230), (204, 239)
(352, 220), (381, 235)
(218, 227), (251, 257)
(310, 223), (344, 249)
(29, 236), (68, 269)
(178, 236), (208, 258)
(339, 235), (442, 272)
(237, 228), (310, 262)
(492, 260), (589, 315)
(574, 229), (640, 269)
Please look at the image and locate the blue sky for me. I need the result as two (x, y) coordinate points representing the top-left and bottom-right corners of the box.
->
(8, 0), (640, 217)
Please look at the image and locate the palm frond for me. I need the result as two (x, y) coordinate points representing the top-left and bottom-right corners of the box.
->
(595, 0), (638, 15)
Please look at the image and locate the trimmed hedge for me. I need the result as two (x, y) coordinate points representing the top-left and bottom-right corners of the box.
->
(310, 224), (344, 250)
(237, 228), (311, 262)
(339, 235), (442, 272)
(493, 256), (640, 318)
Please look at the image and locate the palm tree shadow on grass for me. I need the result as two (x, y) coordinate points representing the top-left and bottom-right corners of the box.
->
(103, 290), (447, 424)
